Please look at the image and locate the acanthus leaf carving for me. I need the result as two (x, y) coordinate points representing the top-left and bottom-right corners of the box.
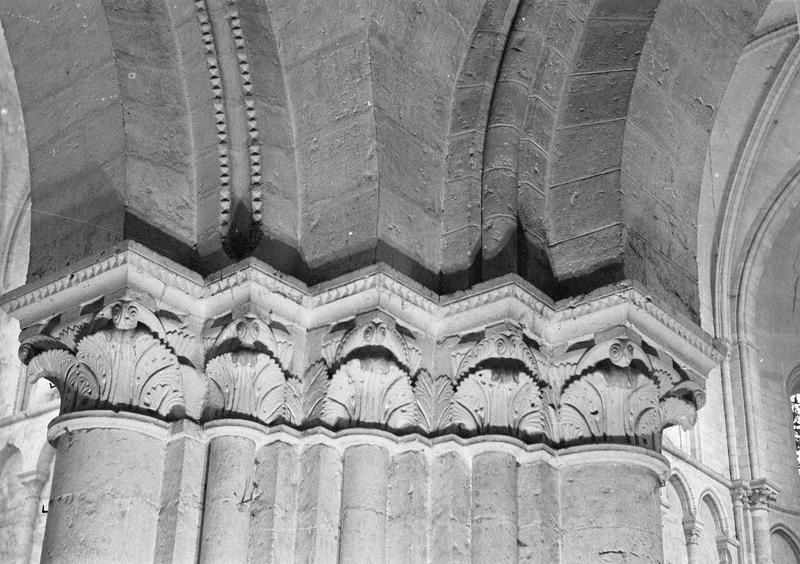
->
(19, 334), (71, 365)
(52, 314), (94, 351)
(626, 381), (661, 447)
(165, 329), (205, 369)
(284, 360), (329, 426)
(76, 330), (184, 418)
(453, 369), (543, 439)
(413, 370), (453, 434)
(322, 358), (415, 431)
(659, 396), (697, 431)
(205, 351), (285, 424)
(558, 374), (604, 442)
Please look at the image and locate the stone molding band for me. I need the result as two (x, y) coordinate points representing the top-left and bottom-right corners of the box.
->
(47, 410), (669, 475)
(5, 244), (718, 452)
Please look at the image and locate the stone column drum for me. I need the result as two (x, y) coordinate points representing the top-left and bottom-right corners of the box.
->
(199, 430), (255, 564)
(748, 480), (779, 564)
(41, 413), (168, 563)
(559, 447), (668, 561)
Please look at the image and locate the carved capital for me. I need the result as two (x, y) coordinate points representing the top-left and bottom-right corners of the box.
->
(21, 300), (186, 419)
(322, 358), (415, 430)
(550, 333), (705, 449)
(453, 332), (538, 381)
(205, 351), (285, 423)
(4, 245), (718, 450)
(747, 479), (780, 509)
(450, 331), (549, 440)
(682, 517), (704, 545)
(414, 370), (453, 434)
(731, 483), (750, 508)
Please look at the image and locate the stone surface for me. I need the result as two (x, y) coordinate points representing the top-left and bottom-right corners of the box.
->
(0, 0), (769, 323)
(0, 1), (798, 563)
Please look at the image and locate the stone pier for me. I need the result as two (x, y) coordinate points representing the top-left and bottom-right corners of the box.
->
(4, 242), (720, 562)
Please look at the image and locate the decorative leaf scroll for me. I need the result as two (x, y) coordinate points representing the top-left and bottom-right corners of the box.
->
(206, 351), (285, 423)
(414, 370), (453, 433)
(27, 349), (91, 412)
(166, 329), (204, 369)
(24, 328), (184, 418)
(15, 293), (706, 449)
(77, 331), (184, 418)
(454, 333), (539, 381)
(285, 361), (330, 425)
(208, 315), (294, 371)
(333, 320), (420, 373)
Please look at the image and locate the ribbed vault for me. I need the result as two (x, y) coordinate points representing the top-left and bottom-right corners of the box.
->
(0, 0), (773, 322)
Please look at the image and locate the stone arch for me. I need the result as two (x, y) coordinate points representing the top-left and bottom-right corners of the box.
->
(668, 468), (697, 518)
(441, 0), (519, 290)
(542, 0), (770, 318)
(662, 469), (693, 563)
(1, 192), (28, 291)
(0, 0), (217, 279)
(787, 364), (800, 397)
(728, 166), (800, 482)
(209, 0), (300, 268)
(0, 8), (29, 419)
(694, 490), (729, 563)
(697, 489), (730, 537)
(697, 4), (800, 491)
(26, 442), (55, 564)
(771, 524), (800, 563)
(703, 24), (800, 333)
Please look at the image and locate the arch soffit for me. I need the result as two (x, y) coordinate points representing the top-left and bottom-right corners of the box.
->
(0, 13), (29, 293)
(732, 165), (800, 338)
(709, 31), (800, 337)
(698, 22), (797, 330)
(1, 191), (29, 292)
